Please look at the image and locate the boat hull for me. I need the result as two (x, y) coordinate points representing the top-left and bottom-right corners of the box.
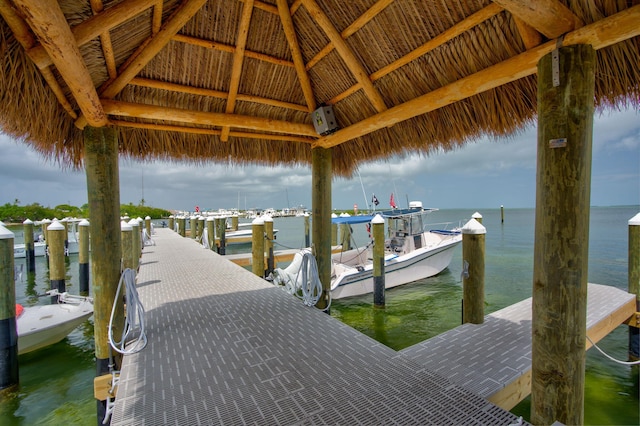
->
(330, 237), (461, 299)
(17, 300), (93, 354)
(14, 240), (79, 258)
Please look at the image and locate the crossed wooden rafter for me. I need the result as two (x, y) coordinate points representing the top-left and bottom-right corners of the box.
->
(1, 0), (639, 148)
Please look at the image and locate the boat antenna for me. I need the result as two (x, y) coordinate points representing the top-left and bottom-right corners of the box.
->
(356, 169), (370, 212)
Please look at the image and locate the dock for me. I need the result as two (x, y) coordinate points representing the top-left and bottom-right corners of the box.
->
(110, 228), (634, 424)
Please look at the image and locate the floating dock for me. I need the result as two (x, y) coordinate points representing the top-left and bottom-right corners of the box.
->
(110, 228), (633, 424)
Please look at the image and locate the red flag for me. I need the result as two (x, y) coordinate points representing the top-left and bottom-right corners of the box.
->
(390, 193), (397, 208)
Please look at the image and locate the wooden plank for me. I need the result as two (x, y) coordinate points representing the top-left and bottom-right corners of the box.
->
(493, 0), (583, 39)
(277, 0), (316, 112)
(94, 374), (117, 401)
(27, 0), (154, 70)
(75, 0), (209, 129)
(13, 0), (108, 127)
(102, 99), (318, 137)
(221, 0), (255, 142)
(313, 5), (640, 148)
(305, 0), (395, 71)
(301, 0), (387, 113)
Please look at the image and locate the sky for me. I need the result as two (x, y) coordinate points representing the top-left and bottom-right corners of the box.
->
(0, 107), (638, 212)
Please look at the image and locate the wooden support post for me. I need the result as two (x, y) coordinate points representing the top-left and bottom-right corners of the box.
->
(264, 215), (274, 275)
(23, 219), (35, 272)
(84, 126), (122, 425)
(198, 217), (205, 242)
(501, 205), (505, 223)
(189, 216), (197, 239)
(0, 224), (18, 391)
(312, 147), (332, 311)
(41, 219), (50, 249)
(168, 215), (175, 231)
(340, 222), (352, 251)
(206, 217), (215, 250)
(462, 218), (486, 324)
(331, 214), (338, 246)
(121, 221), (134, 270)
(251, 217), (265, 277)
(78, 219), (90, 294)
(128, 219), (140, 271)
(304, 213), (310, 248)
(218, 217), (226, 255)
(145, 216), (152, 240)
(372, 214), (385, 307)
(531, 44), (595, 426)
(178, 217), (186, 237)
(48, 220), (66, 302)
(629, 212), (640, 360)
(61, 218), (69, 256)
(231, 214), (239, 231)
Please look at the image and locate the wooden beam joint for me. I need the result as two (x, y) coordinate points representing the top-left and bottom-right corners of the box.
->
(625, 312), (640, 328)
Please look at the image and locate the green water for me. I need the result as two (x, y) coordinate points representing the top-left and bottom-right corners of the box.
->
(2, 208), (639, 424)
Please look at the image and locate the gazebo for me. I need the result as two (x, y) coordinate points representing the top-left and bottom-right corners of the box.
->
(1, 1), (638, 424)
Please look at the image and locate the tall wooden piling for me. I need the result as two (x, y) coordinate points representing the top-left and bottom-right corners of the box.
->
(340, 222), (352, 251)
(168, 215), (175, 232)
(121, 221), (134, 271)
(61, 218), (69, 256)
(500, 205), (504, 223)
(231, 214), (239, 231)
(128, 219), (140, 271)
(264, 215), (274, 275)
(331, 214), (338, 246)
(78, 219), (90, 294)
(84, 126), (122, 424)
(178, 217), (186, 237)
(471, 212), (483, 225)
(251, 217), (265, 277)
(462, 218), (486, 324)
(48, 220), (66, 300)
(629, 213), (640, 360)
(23, 219), (35, 273)
(312, 147), (332, 311)
(372, 214), (385, 307)
(0, 224), (18, 390)
(145, 216), (152, 240)
(206, 217), (215, 250)
(531, 44), (595, 426)
(190, 216), (197, 239)
(304, 213), (310, 248)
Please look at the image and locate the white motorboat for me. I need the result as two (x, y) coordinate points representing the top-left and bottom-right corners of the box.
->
(273, 201), (462, 299)
(14, 219), (83, 258)
(17, 292), (93, 354)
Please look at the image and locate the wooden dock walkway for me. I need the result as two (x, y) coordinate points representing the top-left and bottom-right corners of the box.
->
(110, 228), (633, 424)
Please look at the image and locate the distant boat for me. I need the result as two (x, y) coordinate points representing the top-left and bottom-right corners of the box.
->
(273, 201), (462, 299)
(17, 292), (93, 354)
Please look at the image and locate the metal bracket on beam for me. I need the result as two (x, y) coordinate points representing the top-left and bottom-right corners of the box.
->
(625, 311), (640, 328)
(552, 35), (565, 87)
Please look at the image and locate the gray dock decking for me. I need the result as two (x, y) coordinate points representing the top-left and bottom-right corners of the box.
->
(111, 228), (633, 425)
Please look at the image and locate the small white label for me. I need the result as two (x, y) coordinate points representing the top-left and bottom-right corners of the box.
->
(549, 138), (567, 148)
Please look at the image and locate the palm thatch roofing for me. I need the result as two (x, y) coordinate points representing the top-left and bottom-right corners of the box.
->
(0, 0), (639, 176)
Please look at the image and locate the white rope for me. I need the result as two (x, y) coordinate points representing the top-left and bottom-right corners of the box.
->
(272, 250), (329, 310)
(586, 335), (640, 366)
(108, 268), (147, 355)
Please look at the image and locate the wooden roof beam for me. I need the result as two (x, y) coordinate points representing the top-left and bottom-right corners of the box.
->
(305, 0), (395, 70)
(89, 0), (117, 79)
(172, 33), (295, 68)
(152, 0), (163, 34)
(111, 119), (314, 143)
(75, 0), (209, 129)
(0, 0), (77, 119)
(328, 3), (503, 106)
(492, 0), (583, 39)
(220, 0), (255, 142)
(301, 0), (387, 113)
(130, 77), (310, 112)
(277, 0), (316, 112)
(513, 16), (542, 50)
(103, 99), (318, 138)
(26, 0), (155, 70)
(314, 4), (640, 149)
(13, 0), (107, 127)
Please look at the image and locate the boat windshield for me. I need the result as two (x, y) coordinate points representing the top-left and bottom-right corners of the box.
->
(388, 211), (427, 237)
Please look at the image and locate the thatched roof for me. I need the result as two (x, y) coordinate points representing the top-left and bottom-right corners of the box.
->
(0, 0), (638, 176)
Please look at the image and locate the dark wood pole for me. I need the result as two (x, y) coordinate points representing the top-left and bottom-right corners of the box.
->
(462, 218), (486, 324)
(531, 44), (595, 426)
(84, 126), (122, 425)
(0, 224), (18, 391)
(311, 147), (332, 311)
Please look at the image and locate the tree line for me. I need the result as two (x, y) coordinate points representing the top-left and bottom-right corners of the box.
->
(0, 201), (171, 224)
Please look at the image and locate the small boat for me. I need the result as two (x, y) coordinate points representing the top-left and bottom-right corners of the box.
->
(273, 201), (462, 299)
(17, 291), (94, 355)
(13, 218), (84, 258)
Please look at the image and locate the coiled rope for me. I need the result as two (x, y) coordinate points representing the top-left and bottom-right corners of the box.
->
(108, 268), (147, 355)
